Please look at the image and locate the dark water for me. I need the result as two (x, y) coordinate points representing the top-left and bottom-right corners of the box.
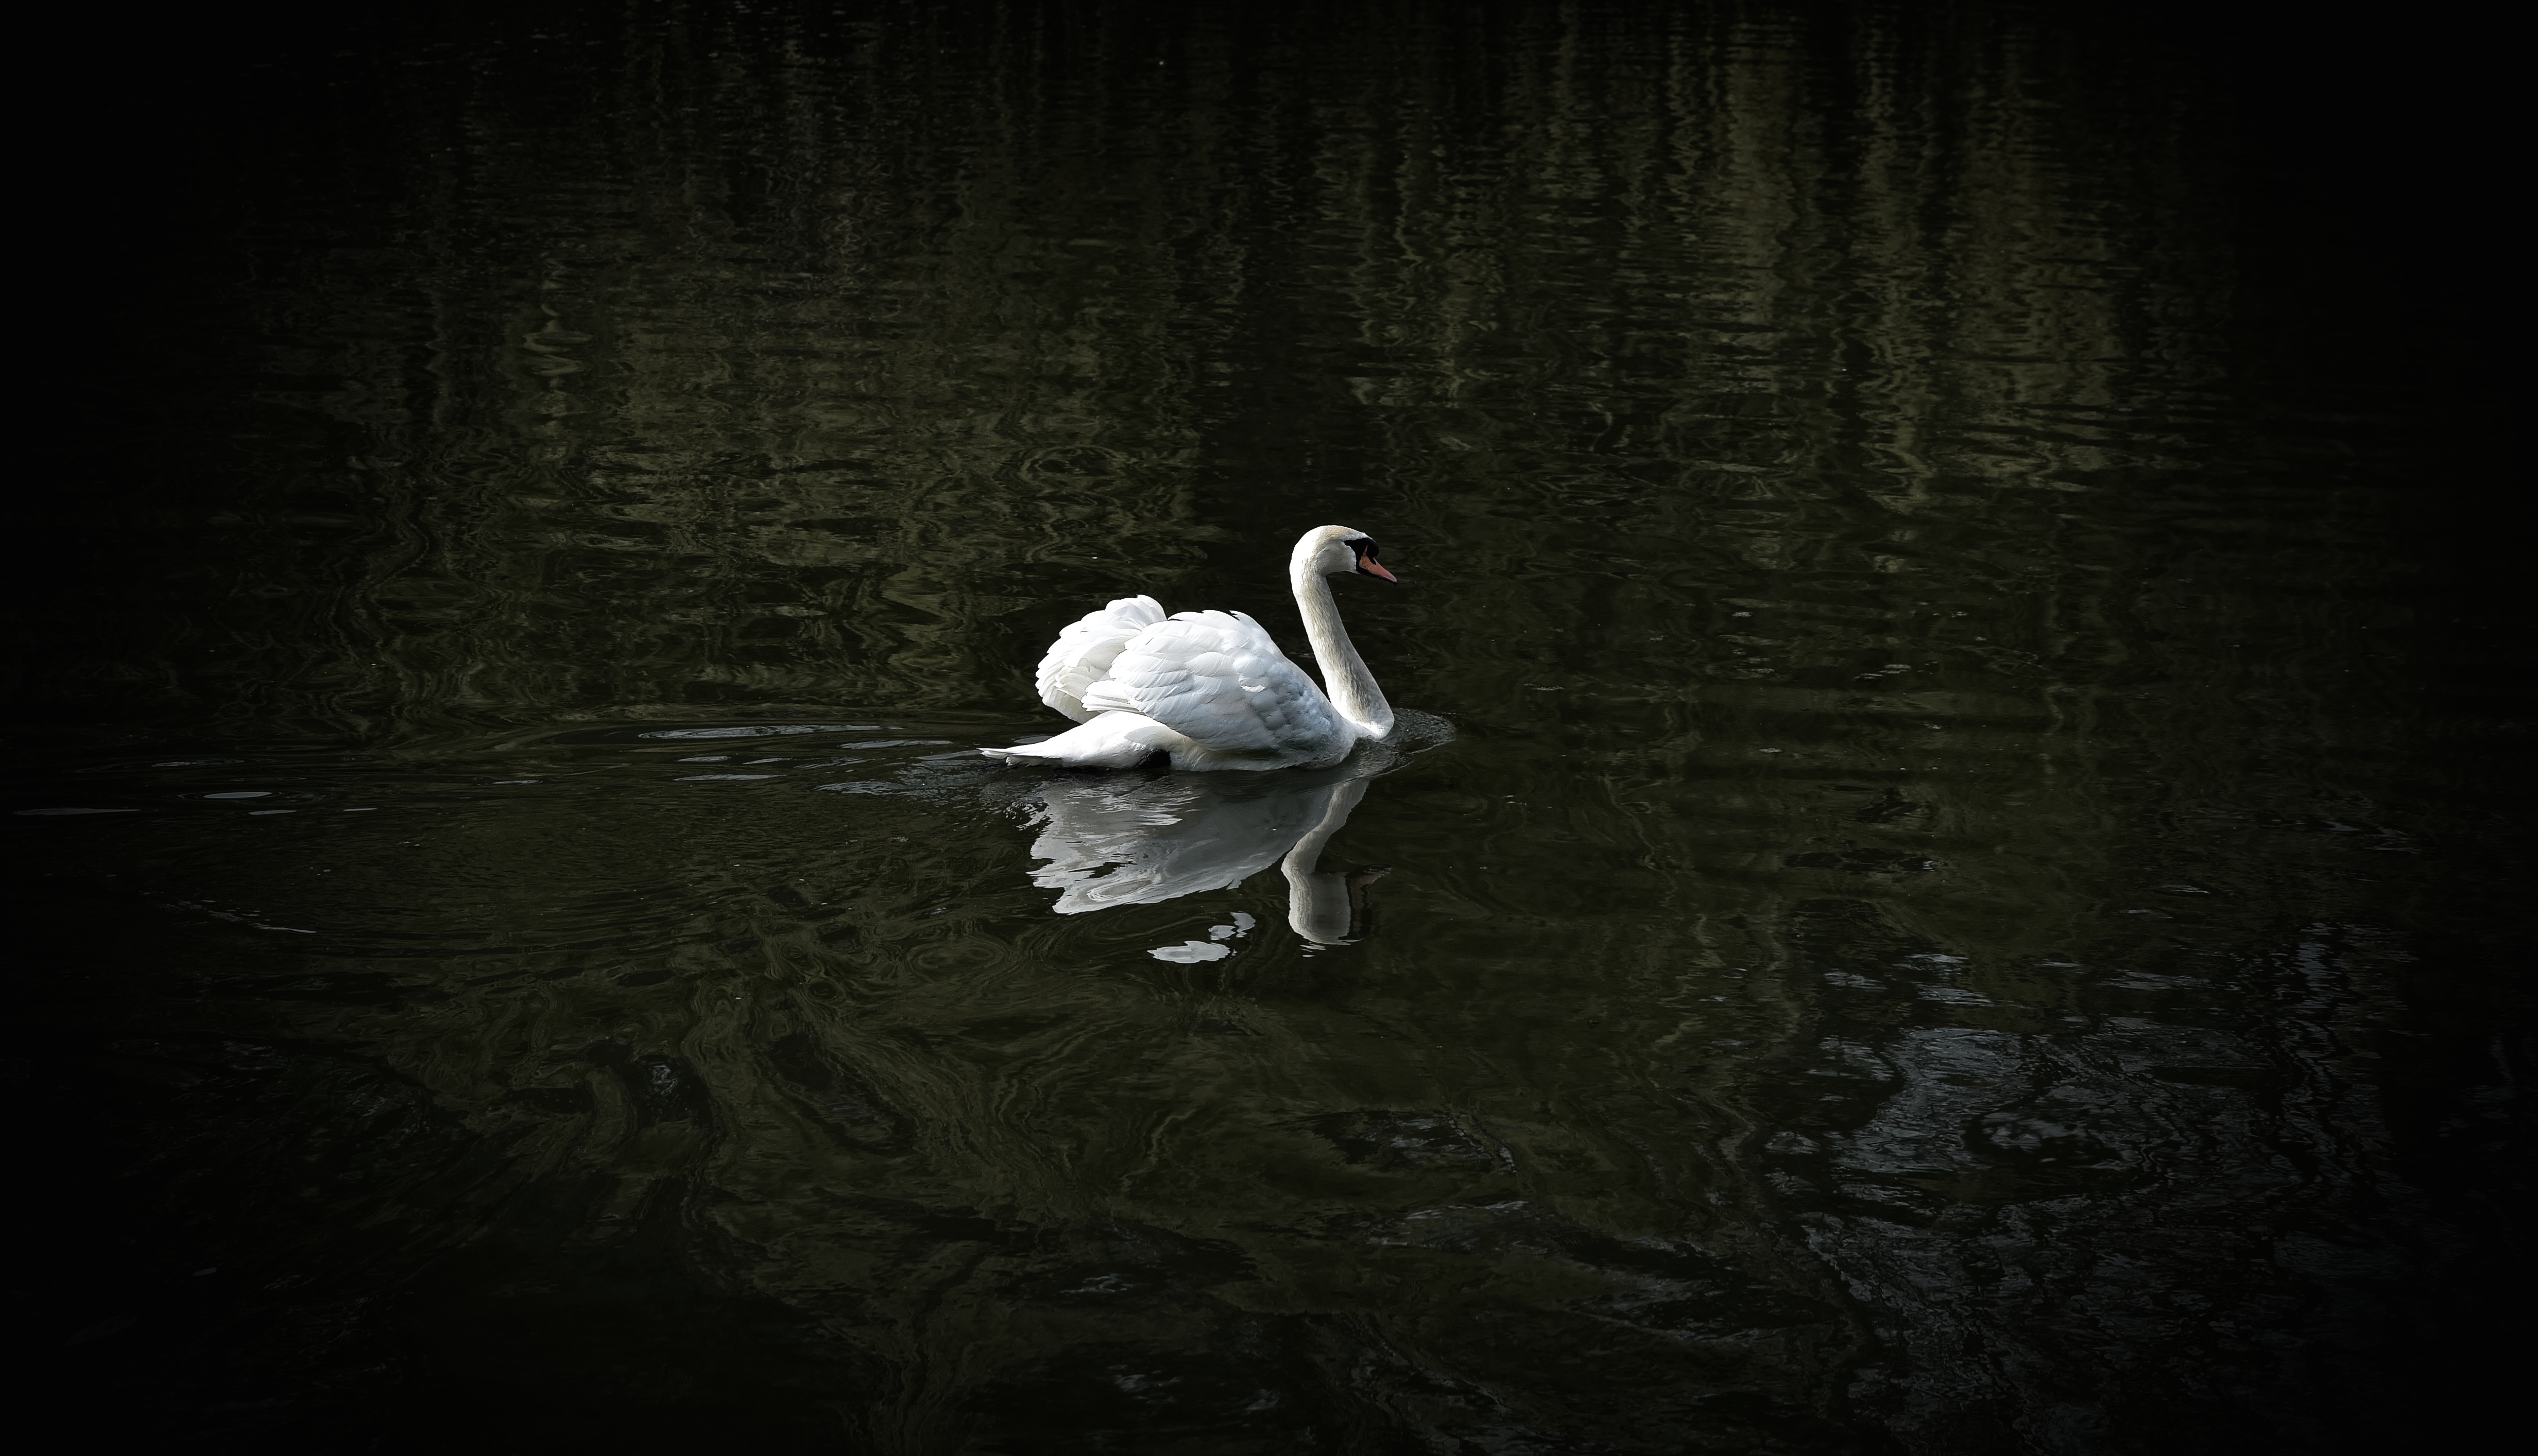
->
(17, 3), (2525, 1451)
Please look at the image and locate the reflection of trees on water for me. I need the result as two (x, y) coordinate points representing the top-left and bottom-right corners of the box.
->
(87, 0), (2236, 748)
(45, 5), (2464, 1453)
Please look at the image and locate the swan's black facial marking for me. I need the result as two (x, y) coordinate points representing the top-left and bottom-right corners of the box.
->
(1346, 535), (1398, 582)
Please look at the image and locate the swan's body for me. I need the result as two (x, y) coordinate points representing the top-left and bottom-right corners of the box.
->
(982, 526), (1398, 772)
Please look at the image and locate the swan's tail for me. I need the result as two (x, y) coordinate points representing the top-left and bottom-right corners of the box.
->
(980, 712), (1192, 770)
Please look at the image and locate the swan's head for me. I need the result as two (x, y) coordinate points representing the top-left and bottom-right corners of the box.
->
(1293, 525), (1398, 583)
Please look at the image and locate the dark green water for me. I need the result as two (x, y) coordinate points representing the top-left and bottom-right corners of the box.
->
(16, 3), (2525, 1451)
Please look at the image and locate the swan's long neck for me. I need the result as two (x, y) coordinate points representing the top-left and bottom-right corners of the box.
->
(1292, 565), (1394, 740)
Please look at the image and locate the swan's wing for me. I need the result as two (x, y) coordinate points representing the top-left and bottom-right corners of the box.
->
(1035, 595), (1167, 723)
(1079, 610), (1342, 757)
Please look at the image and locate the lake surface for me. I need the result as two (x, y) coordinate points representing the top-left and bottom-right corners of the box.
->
(18, 3), (2524, 1451)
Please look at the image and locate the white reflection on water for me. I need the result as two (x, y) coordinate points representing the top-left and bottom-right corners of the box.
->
(1023, 762), (1381, 945)
(1015, 720), (1450, 945)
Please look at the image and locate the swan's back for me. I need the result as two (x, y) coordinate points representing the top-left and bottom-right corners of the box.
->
(1035, 595), (1165, 722)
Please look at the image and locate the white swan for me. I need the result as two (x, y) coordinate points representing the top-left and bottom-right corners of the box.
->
(980, 525), (1397, 771)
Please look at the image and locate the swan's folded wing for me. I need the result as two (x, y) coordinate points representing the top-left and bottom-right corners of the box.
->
(1078, 610), (1341, 756)
(1035, 595), (1167, 722)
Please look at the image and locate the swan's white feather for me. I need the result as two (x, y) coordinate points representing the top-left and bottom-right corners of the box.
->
(1079, 610), (1344, 765)
(1034, 595), (1167, 723)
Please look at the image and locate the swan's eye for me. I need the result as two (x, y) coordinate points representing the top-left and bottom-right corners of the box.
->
(1346, 536), (1399, 582)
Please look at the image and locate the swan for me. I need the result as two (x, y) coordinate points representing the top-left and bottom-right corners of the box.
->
(981, 525), (1397, 771)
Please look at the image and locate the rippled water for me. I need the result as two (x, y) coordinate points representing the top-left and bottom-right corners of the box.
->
(18, 3), (2523, 1452)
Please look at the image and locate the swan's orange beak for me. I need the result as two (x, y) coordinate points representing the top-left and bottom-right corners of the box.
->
(1358, 559), (1399, 583)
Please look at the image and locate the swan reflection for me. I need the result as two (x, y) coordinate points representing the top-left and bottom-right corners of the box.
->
(1020, 758), (1390, 946)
